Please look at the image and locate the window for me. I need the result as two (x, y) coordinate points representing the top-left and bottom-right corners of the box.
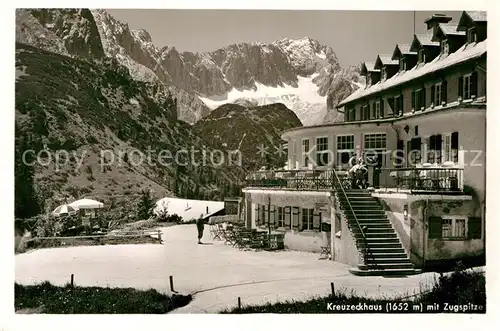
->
(443, 134), (451, 163)
(301, 208), (314, 231)
(463, 74), (472, 99)
(277, 206), (284, 228)
(373, 101), (382, 118)
(407, 137), (422, 166)
(441, 40), (449, 54)
(431, 82), (442, 107)
(364, 133), (387, 150)
(418, 49), (426, 63)
(346, 107), (355, 122)
(392, 94), (403, 116)
(459, 72), (477, 100)
(336, 135), (355, 166)
(467, 27), (477, 43)
(316, 137), (329, 166)
(381, 67), (387, 81)
(412, 88), (426, 111)
(426, 134), (442, 164)
(443, 132), (459, 163)
(399, 59), (405, 71)
(442, 217), (467, 239)
(302, 139), (310, 167)
(366, 75), (371, 86)
(361, 104), (370, 120)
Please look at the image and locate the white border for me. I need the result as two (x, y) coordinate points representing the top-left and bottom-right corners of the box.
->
(2, 1), (498, 331)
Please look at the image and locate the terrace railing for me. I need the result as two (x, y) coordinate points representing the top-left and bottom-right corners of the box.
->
(245, 169), (336, 190)
(377, 167), (464, 193)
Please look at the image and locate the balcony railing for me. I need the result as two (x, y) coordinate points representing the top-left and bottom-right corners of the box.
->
(245, 169), (351, 190)
(246, 167), (465, 194)
(377, 167), (464, 193)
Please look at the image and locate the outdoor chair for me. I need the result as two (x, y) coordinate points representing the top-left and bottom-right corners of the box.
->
(320, 246), (331, 259)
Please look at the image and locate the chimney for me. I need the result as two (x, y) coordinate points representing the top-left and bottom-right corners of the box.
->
(424, 14), (453, 33)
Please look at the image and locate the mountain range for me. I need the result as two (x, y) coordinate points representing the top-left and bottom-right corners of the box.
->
(17, 8), (362, 126)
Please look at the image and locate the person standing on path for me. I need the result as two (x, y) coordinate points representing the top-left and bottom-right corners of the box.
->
(196, 217), (205, 244)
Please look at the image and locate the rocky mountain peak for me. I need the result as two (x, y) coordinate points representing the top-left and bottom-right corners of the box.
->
(132, 29), (152, 43)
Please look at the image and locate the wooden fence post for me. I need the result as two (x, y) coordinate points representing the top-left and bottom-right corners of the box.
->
(158, 230), (162, 242)
(238, 297), (241, 310)
(169, 275), (175, 292)
(70, 274), (74, 287)
(330, 282), (334, 296)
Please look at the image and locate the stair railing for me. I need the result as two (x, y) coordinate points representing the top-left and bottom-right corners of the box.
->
(332, 168), (377, 268)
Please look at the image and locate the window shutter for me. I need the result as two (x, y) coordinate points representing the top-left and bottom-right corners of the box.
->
(380, 99), (385, 118)
(422, 88), (426, 109)
(442, 80), (448, 104)
(399, 93), (404, 115)
(411, 90), (416, 110)
(284, 206), (291, 229)
(292, 207), (299, 230)
(255, 204), (260, 226)
(458, 76), (464, 98)
(367, 104), (371, 120)
(430, 85), (435, 105)
(471, 71), (478, 98)
(372, 103), (376, 119)
(451, 132), (459, 149)
(468, 217), (482, 239)
(428, 216), (443, 239)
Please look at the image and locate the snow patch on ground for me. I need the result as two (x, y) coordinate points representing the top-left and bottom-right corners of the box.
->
(154, 197), (225, 222)
(199, 74), (325, 108)
(198, 74), (327, 125)
(129, 98), (139, 105)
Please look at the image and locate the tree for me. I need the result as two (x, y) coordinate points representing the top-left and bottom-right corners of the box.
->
(15, 130), (42, 219)
(137, 189), (155, 220)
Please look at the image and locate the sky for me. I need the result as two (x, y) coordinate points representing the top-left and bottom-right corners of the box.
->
(106, 10), (462, 67)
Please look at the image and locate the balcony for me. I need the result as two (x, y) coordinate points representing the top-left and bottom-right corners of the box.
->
(245, 166), (465, 194)
(377, 167), (464, 194)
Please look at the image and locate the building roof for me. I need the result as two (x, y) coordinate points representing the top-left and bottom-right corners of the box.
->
(414, 33), (440, 47)
(392, 44), (417, 60)
(457, 11), (487, 31)
(360, 61), (379, 75)
(337, 40), (486, 107)
(360, 61), (380, 76)
(432, 23), (466, 42)
(439, 23), (466, 36)
(154, 197), (225, 222)
(374, 55), (398, 69)
(466, 11), (487, 22)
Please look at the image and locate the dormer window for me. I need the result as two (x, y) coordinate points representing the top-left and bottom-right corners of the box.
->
(467, 27), (477, 43)
(366, 75), (371, 87)
(441, 39), (449, 54)
(381, 67), (387, 80)
(399, 59), (405, 71)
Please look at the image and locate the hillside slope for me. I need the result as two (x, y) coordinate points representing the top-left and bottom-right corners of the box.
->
(15, 43), (242, 212)
(194, 103), (302, 171)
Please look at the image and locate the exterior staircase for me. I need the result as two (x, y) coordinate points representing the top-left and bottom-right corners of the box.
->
(337, 189), (421, 276)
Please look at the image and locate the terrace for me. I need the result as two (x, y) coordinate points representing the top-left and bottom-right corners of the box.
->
(245, 166), (465, 194)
